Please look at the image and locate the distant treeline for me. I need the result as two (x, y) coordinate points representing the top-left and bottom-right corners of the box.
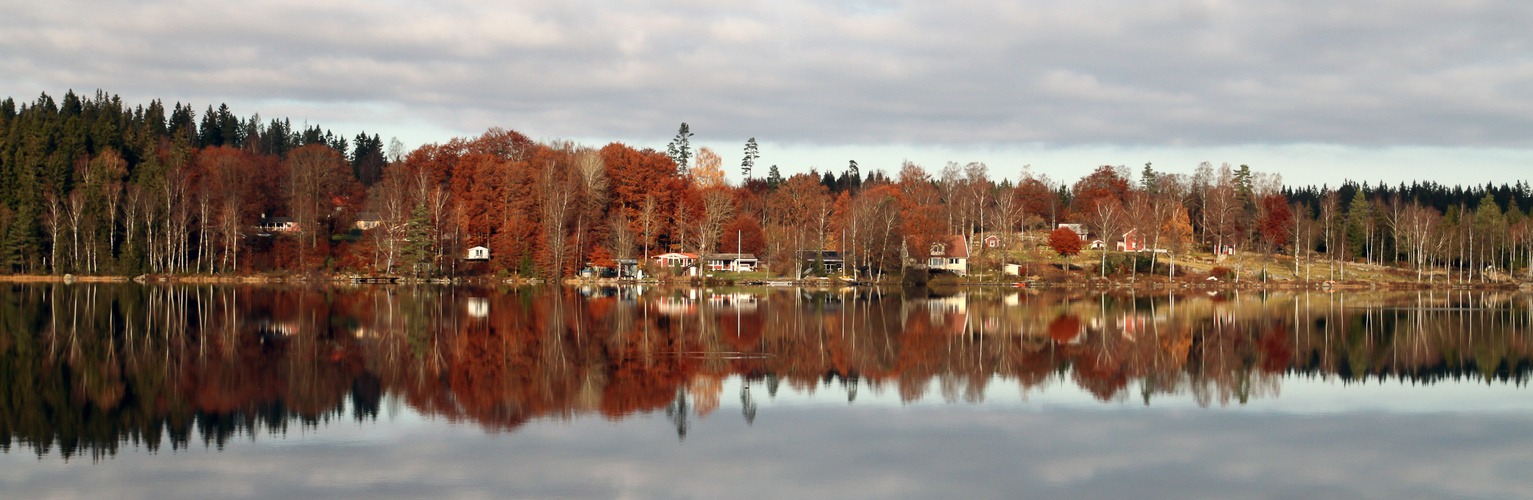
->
(1, 89), (1530, 280)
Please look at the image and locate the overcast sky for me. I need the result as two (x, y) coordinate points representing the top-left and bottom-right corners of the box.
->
(3, 0), (1531, 186)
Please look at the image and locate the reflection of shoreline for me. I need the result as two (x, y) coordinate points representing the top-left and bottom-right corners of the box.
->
(1, 284), (1530, 458)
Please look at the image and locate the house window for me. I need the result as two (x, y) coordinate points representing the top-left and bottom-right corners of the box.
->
(950, 258), (959, 265)
(929, 258), (943, 267)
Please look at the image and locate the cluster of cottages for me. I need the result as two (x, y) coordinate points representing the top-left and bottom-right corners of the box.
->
(256, 212), (1176, 278)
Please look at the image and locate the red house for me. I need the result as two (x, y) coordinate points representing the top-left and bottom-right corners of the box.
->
(1116, 229), (1145, 252)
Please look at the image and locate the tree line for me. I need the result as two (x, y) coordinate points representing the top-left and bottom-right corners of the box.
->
(2, 90), (1530, 281)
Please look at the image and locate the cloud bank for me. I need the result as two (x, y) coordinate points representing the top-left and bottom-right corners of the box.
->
(4, 1), (1532, 146)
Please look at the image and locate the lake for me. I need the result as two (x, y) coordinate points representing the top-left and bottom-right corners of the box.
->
(1, 284), (1531, 499)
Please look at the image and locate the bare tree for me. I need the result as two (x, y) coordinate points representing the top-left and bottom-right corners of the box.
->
(1089, 197), (1125, 278)
(640, 194), (659, 260)
(697, 188), (734, 262)
(1318, 191), (1340, 280)
(540, 154), (577, 276)
(123, 185), (141, 251)
(42, 193), (62, 273)
(609, 210), (636, 259)
(66, 189), (87, 273)
(574, 148), (607, 267)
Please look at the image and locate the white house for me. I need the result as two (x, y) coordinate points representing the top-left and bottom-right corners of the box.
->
(256, 216), (299, 234)
(1057, 223), (1088, 240)
(910, 235), (969, 276)
(705, 253), (758, 272)
(355, 212), (383, 230)
(465, 246), (490, 261)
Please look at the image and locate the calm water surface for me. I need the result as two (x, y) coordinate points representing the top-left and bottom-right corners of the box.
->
(2, 284), (1532, 499)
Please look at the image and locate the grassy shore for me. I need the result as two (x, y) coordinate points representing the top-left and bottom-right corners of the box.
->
(3, 250), (1528, 290)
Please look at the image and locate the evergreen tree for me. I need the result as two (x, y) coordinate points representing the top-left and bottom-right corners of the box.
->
(1345, 189), (1371, 259)
(766, 165), (783, 189)
(1234, 164), (1254, 206)
(351, 132), (386, 185)
(844, 160), (861, 191)
(402, 204), (436, 277)
(1140, 162), (1157, 193)
(741, 137), (759, 180)
(667, 122), (693, 175)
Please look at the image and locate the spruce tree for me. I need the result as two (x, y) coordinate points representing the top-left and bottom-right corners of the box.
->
(1140, 162), (1157, 193)
(766, 165), (783, 189)
(667, 123), (693, 175)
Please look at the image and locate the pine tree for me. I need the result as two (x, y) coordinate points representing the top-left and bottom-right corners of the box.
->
(667, 122), (693, 175)
(741, 137), (759, 180)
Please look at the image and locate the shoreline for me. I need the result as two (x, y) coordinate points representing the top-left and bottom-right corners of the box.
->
(1, 273), (1525, 291)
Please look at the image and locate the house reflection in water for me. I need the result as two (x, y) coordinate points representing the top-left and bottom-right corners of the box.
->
(467, 297), (490, 318)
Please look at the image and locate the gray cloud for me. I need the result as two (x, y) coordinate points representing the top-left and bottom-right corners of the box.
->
(3, 0), (1532, 149)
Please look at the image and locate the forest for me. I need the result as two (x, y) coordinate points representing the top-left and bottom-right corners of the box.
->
(2, 90), (1532, 282)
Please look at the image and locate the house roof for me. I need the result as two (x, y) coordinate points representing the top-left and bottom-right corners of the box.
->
(709, 253), (757, 260)
(356, 212), (382, 221)
(796, 250), (843, 261)
(654, 252), (698, 259)
(910, 235), (969, 259)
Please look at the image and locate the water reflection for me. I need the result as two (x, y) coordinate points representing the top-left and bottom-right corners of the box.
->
(1, 284), (1530, 459)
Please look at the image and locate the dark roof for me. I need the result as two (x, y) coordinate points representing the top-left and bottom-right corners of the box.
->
(796, 250), (843, 261)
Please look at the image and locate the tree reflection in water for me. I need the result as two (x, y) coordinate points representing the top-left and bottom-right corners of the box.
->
(0, 284), (1530, 459)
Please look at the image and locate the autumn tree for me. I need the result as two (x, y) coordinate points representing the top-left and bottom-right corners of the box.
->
(1071, 165), (1131, 216)
(197, 147), (254, 272)
(1016, 173), (1059, 229)
(1048, 226), (1083, 269)
(1161, 204), (1194, 278)
(721, 216), (765, 254)
(284, 144), (355, 271)
(1256, 194), (1292, 253)
(691, 147), (727, 188)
